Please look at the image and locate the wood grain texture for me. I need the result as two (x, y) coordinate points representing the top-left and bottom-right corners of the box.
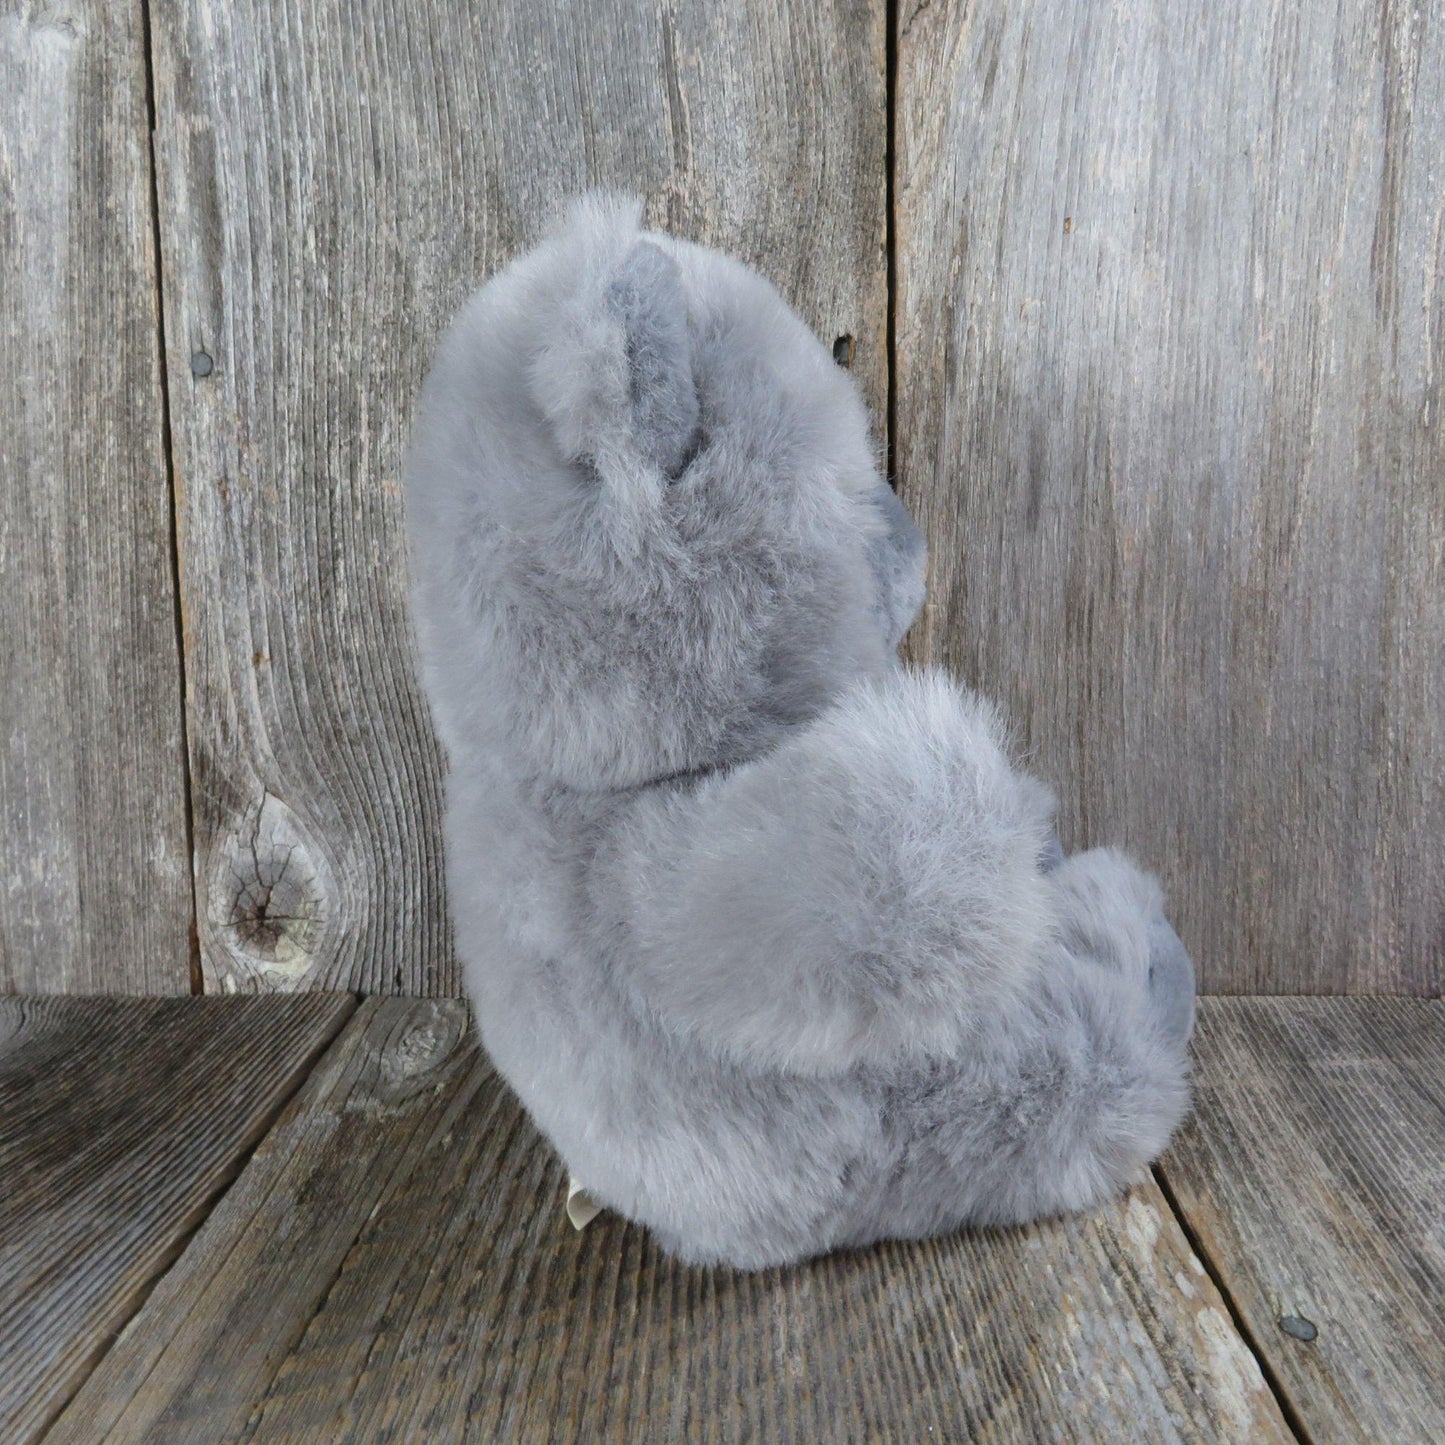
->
(149, 0), (887, 995)
(895, 0), (1445, 992)
(1158, 997), (1445, 1443)
(0, 993), (353, 1442)
(48, 998), (474, 1445)
(54, 1000), (1289, 1443)
(0, 0), (191, 992)
(49, 999), (473, 1445)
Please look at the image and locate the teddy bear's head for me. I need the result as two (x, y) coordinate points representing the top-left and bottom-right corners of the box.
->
(407, 195), (926, 789)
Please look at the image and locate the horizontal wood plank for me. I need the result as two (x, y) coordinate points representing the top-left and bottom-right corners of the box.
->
(1159, 998), (1445, 1441)
(895, 0), (1445, 992)
(46, 999), (483, 1443)
(0, 0), (191, 991)
(150, 0), (887, 994)
(0, 994), (354, 1442)
(54, 1001), (1289, 1442)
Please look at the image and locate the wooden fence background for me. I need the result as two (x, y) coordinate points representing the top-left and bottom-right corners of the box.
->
(3, 0), (1440, 997)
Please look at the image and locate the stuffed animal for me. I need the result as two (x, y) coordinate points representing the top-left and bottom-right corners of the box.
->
(406, 195), (1195, 1269)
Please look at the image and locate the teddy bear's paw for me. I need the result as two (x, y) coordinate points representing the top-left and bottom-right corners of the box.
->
(1147, 913), (1197, 1043)
(1049, 847), (1161, 978)
(1049, 847), (1196, 1045)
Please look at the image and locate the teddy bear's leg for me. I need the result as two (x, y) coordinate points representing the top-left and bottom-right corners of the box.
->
(589, 668), (1064, 1076)
(835, 853), (1194, 1246)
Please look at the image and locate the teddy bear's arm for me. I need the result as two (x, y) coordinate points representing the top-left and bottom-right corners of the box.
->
(832, 892), (1195, 1247)
(918, 848), (1195, 1228)
(591, 669), (1063, 1075)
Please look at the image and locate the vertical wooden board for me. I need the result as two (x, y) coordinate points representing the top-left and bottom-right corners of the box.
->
(55, 1003), (1289, 1443)
(895, 0), (1444, 992)
(1158, 999), (1445, 1441)
(0, 993), (353, 1443)
(150, 0), (887, 995)
(0, 1), (191, 991)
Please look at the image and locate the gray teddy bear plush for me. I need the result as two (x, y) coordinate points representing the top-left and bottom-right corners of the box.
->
(406, 195), (1195, 1269)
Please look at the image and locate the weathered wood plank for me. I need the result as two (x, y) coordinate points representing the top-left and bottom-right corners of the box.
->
(0, 1), (191, 991)
(54, 1000), (1289, 1443)
(895, 0), (1445, 992)
(237, 1172), (1283, 1443)
(1159, 998), (1445, 1442)
(0, 993), (353, 1443)
(149, 0), (887, 994)
(48, 999), (477, 1444)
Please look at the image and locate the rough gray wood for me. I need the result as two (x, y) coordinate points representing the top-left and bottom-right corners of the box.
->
(149, 0), (887, 995)
(48, 999), (473, 1445)
(895, 0), (1445, 992)
(54, 1000), (1290, 1443)
(0, 0), (191, 991)
(1159, 998), (1445, 1443)
(0, 993), (353, 1443)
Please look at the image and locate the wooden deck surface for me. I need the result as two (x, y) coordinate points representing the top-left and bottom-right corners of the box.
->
(0, 997), (1438, 1443)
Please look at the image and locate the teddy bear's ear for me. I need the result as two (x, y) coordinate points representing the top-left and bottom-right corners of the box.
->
(607, 239), (701, 479)
(526, 195), (700, 491)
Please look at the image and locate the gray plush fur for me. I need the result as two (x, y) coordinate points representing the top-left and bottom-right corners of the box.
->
(406, 195), (1194, 1269)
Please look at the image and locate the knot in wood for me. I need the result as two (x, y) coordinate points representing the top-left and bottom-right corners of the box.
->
(371, 1004), (469, 1106)
(210, 791), (330, 983)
